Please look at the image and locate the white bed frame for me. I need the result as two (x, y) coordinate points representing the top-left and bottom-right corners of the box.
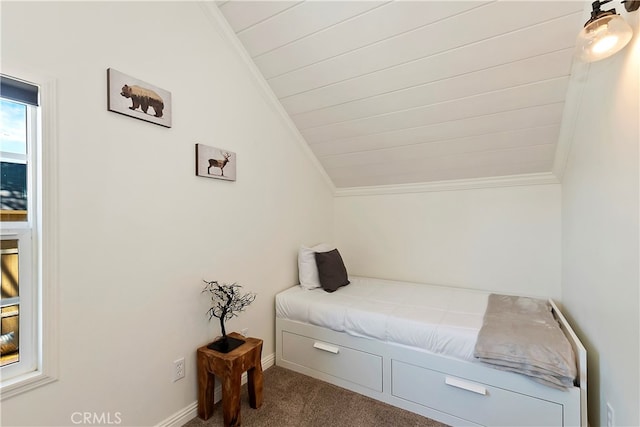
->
(276, 299), (587, 427)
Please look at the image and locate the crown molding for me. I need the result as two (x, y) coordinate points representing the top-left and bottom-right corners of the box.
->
(334, 172), (560, 197)
(198, 2), (336, 193)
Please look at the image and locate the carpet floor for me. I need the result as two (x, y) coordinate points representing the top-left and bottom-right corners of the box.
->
(184, 365), (448, 427)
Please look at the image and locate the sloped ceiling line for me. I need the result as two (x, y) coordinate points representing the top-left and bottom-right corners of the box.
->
(216, 0), (585, 190)
(200, 1), (337, 192)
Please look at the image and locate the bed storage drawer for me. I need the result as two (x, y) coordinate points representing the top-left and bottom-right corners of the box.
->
(282, 331), (382, 392)
(391, 360), (563, 426)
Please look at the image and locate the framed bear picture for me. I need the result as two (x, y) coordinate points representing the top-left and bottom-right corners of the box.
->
(107, 68), (172, 128)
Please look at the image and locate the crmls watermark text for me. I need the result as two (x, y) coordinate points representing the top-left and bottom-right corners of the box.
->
(70, 412), (122, 425)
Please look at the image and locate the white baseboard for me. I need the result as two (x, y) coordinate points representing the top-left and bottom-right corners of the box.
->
(157, 352), (275, 427)
(158, 402), (198, 427)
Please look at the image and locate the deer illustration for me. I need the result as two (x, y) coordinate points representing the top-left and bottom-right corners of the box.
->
(208, 152), (232, 176)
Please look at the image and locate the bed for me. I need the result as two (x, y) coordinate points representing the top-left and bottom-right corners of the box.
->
(275, 276), (587, 427)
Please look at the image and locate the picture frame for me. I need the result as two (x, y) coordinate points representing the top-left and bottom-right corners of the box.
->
(195, 144), (237, 181)
(107, 68), (172, 128)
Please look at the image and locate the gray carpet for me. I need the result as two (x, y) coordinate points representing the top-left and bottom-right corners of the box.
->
(184, 365), (448, 427)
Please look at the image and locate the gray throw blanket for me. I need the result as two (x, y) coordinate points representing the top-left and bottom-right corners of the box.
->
(474, 294), (577, 389)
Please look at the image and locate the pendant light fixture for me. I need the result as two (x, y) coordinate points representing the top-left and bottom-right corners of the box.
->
(576, 0), (640, 62)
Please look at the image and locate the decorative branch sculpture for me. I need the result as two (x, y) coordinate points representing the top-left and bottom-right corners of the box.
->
(202, 280), (256, 352)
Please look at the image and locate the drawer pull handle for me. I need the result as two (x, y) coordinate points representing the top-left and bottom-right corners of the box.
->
(313, 342), (340, 354)
(445, 377), (487, 395)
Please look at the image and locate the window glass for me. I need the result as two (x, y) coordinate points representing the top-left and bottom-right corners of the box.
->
(0, 100), (27, 155)
(0, 239), (19, 366)
(0, 99), (28, 222)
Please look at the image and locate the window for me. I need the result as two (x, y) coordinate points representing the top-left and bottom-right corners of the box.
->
(1, 78), (38, 380)
(0, 73), (57, 398)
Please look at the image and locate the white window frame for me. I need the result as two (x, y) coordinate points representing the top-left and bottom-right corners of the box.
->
(0, 69), (58, 399)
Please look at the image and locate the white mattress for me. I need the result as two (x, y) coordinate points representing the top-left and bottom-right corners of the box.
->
(276, 276), (490, 361)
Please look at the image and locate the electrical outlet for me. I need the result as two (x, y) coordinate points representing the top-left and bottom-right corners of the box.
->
(173, 358), (185, 382)
(606, 402), (614, 427)
(241, 328), (249, 337)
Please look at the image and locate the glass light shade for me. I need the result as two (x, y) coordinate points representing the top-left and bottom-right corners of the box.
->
(577, 14), (633, 62)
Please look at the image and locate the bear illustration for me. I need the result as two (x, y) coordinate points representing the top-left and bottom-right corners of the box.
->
(120, 84), (164, 118)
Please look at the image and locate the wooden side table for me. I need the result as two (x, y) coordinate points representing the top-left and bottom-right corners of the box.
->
(197, 332), (263, 427)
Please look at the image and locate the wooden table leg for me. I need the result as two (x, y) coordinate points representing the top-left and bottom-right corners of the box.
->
(247, 365), (263, 409)
(197, 356), (215, 420)
(222, 371), (242, 426)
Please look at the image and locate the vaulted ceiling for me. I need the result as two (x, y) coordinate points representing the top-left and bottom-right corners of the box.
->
(216, 1), (585, 188)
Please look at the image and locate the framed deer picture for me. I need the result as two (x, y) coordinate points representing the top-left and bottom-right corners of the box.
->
(195, 144), (236, 181)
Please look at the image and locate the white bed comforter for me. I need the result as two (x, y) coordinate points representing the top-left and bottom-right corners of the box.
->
(276, 276), (489, 361)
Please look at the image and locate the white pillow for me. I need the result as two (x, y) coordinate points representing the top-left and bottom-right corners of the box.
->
(298, 243), (334, 290)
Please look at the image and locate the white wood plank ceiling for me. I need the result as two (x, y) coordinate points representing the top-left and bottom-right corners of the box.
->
(217, 1), (585, 188)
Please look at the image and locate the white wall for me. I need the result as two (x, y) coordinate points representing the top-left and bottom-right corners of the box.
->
(335, 184), (562, 298)
(3, 2), (637, 427)
(560, 12), (640, 427)
(1, 2), (333, 426)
